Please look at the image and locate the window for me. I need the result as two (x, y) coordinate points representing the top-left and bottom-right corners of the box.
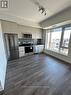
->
(46, 28), (62, 52)
(45, 32), (51, 49)
(60, 26), (71, 55)
(45, 25), (71, 55)
(62, 27), (71, 48)
(50, 28), (62, 51)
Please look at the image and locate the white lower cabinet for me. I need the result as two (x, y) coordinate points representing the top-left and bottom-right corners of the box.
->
(19, 46), (25, 57)
(33, 45), (44, 53)
(19, 45), (44, 57)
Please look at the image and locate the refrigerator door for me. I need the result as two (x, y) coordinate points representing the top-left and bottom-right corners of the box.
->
(4, 34), (19, 60)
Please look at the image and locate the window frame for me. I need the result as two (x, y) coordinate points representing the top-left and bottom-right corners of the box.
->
(60, 26), (71, 49)
(45, 24), (71, 55)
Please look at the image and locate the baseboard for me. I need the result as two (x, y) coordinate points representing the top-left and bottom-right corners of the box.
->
(44, 52), (71, 65)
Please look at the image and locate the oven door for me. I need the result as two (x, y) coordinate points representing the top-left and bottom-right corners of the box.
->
(25, 46), (33, 53)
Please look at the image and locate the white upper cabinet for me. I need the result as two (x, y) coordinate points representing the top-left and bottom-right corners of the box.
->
(17, 25), (42, 39)
(2, 20), (42, 39)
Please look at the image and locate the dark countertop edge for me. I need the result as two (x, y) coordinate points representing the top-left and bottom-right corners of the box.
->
(19, 44), (44, 47)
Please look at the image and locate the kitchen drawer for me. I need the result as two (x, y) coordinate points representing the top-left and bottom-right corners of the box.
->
(19, 52), (25, 57)
(19, 47), (25, 52)
(19, 47), (24, 50)
(33, 45), (44, 53)
(19, 50), (24, 52)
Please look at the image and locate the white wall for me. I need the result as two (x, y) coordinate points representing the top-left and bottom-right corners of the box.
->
(0, 21), (7, 91)
(1, 20), (42, 39)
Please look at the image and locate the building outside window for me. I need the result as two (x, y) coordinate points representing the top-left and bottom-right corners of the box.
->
(45, 25), (71, 55)
(60, 26), (71, 54)
(50, 28), (62, 51)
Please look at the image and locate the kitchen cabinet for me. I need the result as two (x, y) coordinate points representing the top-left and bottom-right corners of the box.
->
(33, 45), (44, 53)
(19, 46), (33, 57)
(19, 46), (25, 57)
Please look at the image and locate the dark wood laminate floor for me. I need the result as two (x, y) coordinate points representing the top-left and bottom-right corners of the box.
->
(2, 54), (71, 95)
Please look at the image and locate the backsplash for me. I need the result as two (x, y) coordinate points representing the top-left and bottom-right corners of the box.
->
(18, 38), (43, 46)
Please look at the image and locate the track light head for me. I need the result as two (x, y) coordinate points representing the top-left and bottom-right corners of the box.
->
(38, 6), (47, 16)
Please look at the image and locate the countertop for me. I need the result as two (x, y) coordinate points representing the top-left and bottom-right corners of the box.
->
(19, 44), (44, 47)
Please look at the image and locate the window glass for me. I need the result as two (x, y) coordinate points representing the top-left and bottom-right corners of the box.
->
(60, 26), (71, 55)
(45, 26), (71, 55)
(50, 28), (62, 51)
(62, 27), (71, 48)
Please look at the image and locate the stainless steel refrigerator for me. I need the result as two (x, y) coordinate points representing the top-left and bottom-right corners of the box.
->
(4, 34), (19, 60)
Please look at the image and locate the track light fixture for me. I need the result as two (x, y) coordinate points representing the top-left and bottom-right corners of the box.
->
(38, 6), (47, 16)
(31, 0), (47, 16)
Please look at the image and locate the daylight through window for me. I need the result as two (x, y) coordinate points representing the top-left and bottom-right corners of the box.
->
(45, 25), (71, 55)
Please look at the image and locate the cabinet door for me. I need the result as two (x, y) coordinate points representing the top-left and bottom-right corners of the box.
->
(19, 47), (24, 52)
(33, 46), (38, 53)
(33, 45), (44, 53)
(38, 45), (44, 53)
(19, 52), (25, 57)
(19, 47), (25, 57)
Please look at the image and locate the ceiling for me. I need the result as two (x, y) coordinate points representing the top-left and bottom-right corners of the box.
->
(0, 0), (71, 27)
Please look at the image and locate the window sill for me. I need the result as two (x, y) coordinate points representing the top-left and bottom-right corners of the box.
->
(46, 49), (68, 56)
